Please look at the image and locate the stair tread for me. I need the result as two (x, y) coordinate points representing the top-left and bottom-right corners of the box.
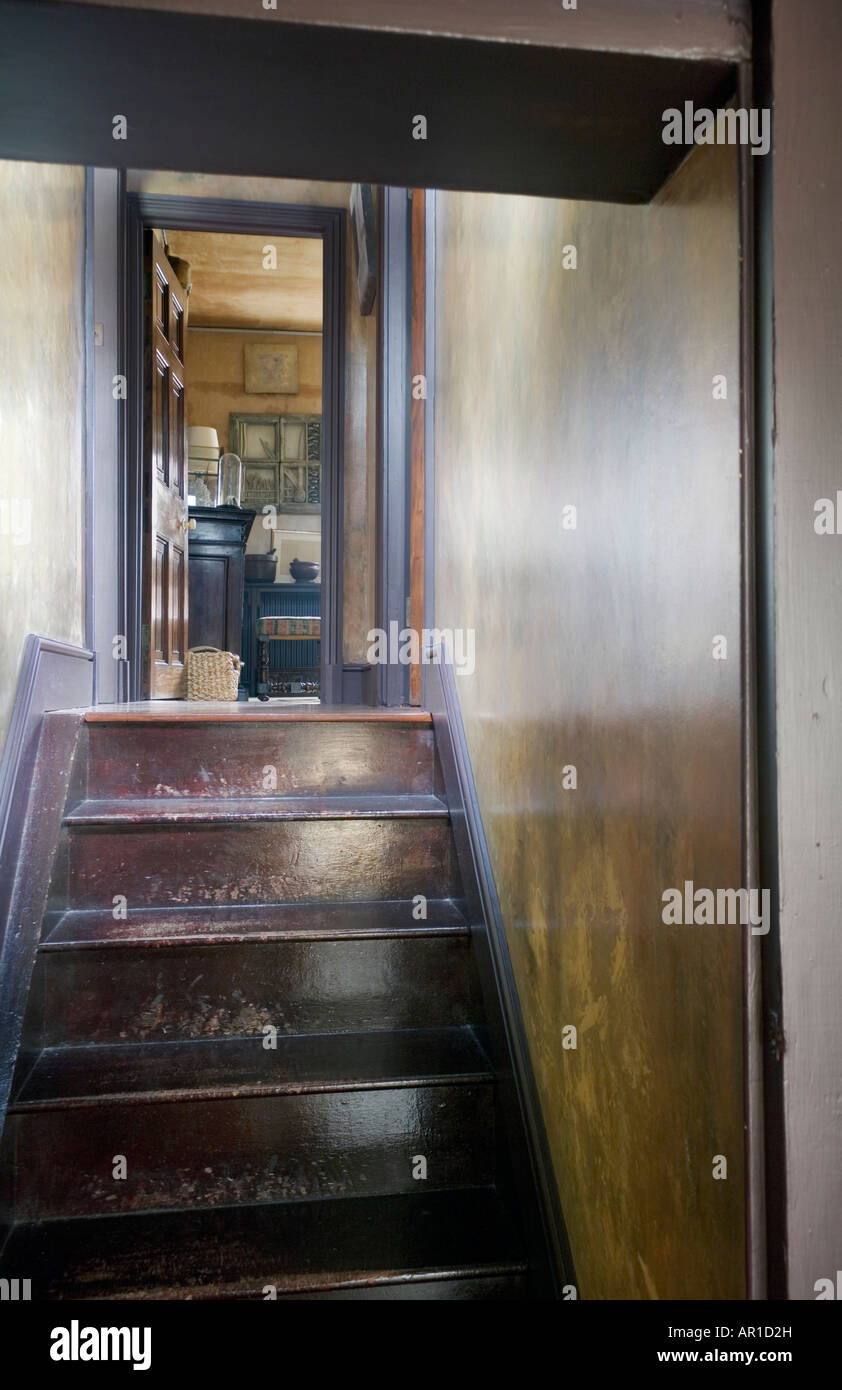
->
(85, 705), (433, 724)
(0, 1189), (525, 1298)
(65, 794), (449, 824)
(42, 899), (469, 948)
(11, 1028), (491, 1109)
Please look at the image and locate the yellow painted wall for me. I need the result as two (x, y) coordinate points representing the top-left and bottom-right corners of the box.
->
(0, 160), (86, 754)
(184, 327), (323, 562)
(184, 329), (322, 446)
(433, 142), (745, 1298)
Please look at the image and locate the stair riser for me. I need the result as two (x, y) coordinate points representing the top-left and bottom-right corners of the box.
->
(83, 723), (438, 799)
(39, 938), (479, 1044)
(5, 1084), (494, 1220)
(65, 819), (459, 908)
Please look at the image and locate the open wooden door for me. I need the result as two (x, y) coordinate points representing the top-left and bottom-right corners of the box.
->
(142, 230), (189, 698)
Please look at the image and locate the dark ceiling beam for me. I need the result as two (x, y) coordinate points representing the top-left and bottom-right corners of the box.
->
(0, 0), (736, 204)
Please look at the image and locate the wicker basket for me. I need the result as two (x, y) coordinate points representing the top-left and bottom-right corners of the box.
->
(186, 646), (242, 702)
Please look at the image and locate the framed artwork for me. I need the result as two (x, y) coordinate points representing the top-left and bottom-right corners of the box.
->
(229, 412), (281, 465)
(280, 462), (321, 511)
(281, 416), (307, 462)
(244, 343), (299, 394)
(242, 463), (279, 509)
(274, 527), (321, 581)
(278, 414), (322, 513)
(306, 418), (321, 460)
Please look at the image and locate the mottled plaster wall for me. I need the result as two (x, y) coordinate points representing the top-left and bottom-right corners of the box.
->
(0, 160), (86, 754)
(128, 171), (377, 665)
(433, 142), (745, 1299)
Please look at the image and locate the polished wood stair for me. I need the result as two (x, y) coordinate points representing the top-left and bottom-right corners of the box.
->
(0, 710), (530, 1299)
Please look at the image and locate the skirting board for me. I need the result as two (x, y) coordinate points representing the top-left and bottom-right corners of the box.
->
(424, 650), (576, 1300)
(0, 636), (93, 1134)
(341, 662), (375, 706)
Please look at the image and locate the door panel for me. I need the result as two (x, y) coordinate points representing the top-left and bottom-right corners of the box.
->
(143, 231), (189, 697)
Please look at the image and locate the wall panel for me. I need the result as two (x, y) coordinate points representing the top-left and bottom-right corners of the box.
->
(0, 160), (86, 755)
(433, 141), (745, 1299)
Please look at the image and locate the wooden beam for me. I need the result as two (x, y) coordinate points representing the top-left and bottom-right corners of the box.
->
(0, 2), (737, 204)
(409, 190), (426, 706)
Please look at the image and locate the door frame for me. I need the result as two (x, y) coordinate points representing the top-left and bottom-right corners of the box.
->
(375, 187), (411, 707)
(123, 194), (346, 705)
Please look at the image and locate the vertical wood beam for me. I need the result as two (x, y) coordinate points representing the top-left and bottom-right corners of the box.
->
(409, 189), (426, 706)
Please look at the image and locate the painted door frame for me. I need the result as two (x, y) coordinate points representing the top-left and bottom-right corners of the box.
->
(375, 187), (411, 707)
(122, 193), (346, 705)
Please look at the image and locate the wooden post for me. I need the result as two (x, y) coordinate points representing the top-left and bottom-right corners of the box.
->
(409, 189), (426, 706)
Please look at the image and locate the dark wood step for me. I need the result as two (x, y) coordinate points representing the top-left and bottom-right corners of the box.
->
(82, 719), (439, 799)
(38, 934), (480, 1044)
(11, 1028), (491, 1109)
(85, 706), (433, 723)
(64, 817), (461, 908)
(0, 1189), (525, 1299)
(41, 899), (468, 950)
(5, 1068), (495, 1218)
(274, 1272), (526, 1299)
(64, 794), (448, 825)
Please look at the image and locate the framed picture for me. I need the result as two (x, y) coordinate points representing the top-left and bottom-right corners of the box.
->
(280, 462), (321, 512)
(229, 413), (281, 465)
(280, 416), (307, 462)
(306, 418), (321, 461)
(244, 343), (299, 394)
(277, 414), (322, 513)
(274, 527), (321, 581)
(242, 463), (279, 509)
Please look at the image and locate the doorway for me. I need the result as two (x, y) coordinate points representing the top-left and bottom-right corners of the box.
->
(123, 194), (346, 705)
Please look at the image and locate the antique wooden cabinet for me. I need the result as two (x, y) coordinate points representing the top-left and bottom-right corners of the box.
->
(187, 506), (256, 665)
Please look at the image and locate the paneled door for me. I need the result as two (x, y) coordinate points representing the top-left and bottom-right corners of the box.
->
(142, 230), (189, 697)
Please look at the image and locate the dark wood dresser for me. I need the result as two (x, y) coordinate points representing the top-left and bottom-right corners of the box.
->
(187, 507), (256, 669)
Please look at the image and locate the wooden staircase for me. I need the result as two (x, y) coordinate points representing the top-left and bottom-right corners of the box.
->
(0, 709), (531, 1299)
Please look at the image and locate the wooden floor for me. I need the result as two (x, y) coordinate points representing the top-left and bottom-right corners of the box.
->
(85, 703), (432, 723)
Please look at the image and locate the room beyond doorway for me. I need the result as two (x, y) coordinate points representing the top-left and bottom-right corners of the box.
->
(123, 192), (346, 706)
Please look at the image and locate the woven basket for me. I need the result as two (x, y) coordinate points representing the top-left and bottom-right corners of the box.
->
(186, 646), (242, 702)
